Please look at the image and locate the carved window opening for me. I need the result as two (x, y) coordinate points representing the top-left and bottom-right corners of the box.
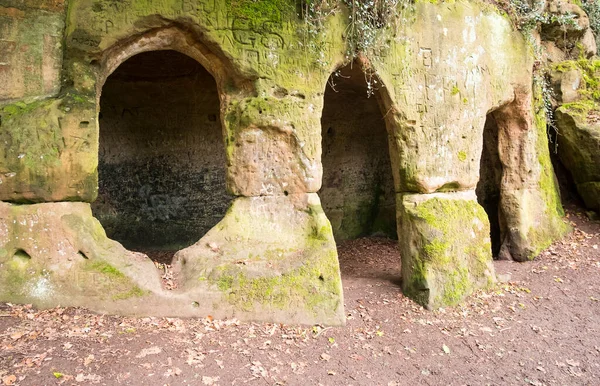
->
(476, 113), (505, 258)
(93, 50), (232, 263)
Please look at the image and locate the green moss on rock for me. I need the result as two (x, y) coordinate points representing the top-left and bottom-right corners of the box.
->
(553, 59), (600, 101)
(210, 249), (341, 315)
(525, 86), (570, 259)
(0, 96), (97, 203)
(401, 193), (495, 310)
(226, 0), (296, 22)
(85, 261), (124, 278)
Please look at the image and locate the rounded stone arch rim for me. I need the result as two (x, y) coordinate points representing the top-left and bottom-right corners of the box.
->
(95, 25), (241, 102)
(324, 56), (403, 135)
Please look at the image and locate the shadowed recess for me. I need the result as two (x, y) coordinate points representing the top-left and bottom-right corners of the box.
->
(476, 113), (504, 257)
(319, 63), (397, 242)
(93, 50), (232, 253)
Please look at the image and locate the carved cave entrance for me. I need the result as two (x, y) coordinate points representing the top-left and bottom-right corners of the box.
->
(320, 63), (400, 280)
(93, 50), (231, 261)
(476, 113), (505, 257)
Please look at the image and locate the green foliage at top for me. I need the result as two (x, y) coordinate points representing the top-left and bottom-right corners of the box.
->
(341, 0), (410, 56)
(303, 0), (413, 59)
(501, 0), (580, 52)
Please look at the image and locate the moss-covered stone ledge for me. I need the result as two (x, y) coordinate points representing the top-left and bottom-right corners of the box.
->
(398, 191), (496, 310)
(0, 202), (162, 311)
(172, 193), (345, 326)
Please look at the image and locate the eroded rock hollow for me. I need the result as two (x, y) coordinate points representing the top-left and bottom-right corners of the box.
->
(95, 50), (231, 251)
(320, 63), (396, 241)
(1, 0), (592, 324)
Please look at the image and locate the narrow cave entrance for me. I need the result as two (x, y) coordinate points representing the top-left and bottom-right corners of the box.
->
(319, 63), (399, 283)
(476, 113), (504, 258)
(93, 50), (232, 264)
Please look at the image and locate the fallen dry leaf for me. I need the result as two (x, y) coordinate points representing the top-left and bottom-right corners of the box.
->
(135, 346), (162, 358)
(2, 375), (16, 386)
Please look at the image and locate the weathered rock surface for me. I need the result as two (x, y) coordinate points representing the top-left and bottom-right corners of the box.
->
(0, 202), (161, 310)
(0, 200), (345, 324)
(556, 105), (600, 210)
(491, 87), (570, 261)
(553, 59), (600, 212)
(0, 0), (573, 319)
(172, 194), (345, 325)
(398, 191), (495, 310)
(0, 96), (97, 202)
(0, 1), (65, 103)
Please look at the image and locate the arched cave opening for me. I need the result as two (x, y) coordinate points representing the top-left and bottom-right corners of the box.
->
(319, 63), (399, 282)
(93, 50), (232, 263)
(476, 113), (504, 258)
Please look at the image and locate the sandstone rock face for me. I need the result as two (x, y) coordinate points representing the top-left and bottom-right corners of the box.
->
(0, 202), (162, 311)
(0, 96), (97, 202)
(556, 106), (600, 210)
(399, 191), (495, 310)
(556, 109), (600, 184)
(542, 0), (597, 58)
(491, 88), (569, 261)
(0, 0), (572, 322)
(552, 59), (600, 213)
(558, 69), (583, 104)
(0, 199), (344, 324)
(172, 193), (345, 325)
(0, 1), (65, 103)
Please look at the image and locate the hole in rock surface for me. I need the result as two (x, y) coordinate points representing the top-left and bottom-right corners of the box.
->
(320, 63), (399, 284)
(93, 50), (232, 264)
(476, 113), (504, 258)
(13, 249), (31, 260)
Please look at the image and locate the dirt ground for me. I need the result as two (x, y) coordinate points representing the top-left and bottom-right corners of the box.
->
(2, 207), (600, 386)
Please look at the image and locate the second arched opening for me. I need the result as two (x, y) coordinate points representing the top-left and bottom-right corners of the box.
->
(319, 62), (399, 282)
